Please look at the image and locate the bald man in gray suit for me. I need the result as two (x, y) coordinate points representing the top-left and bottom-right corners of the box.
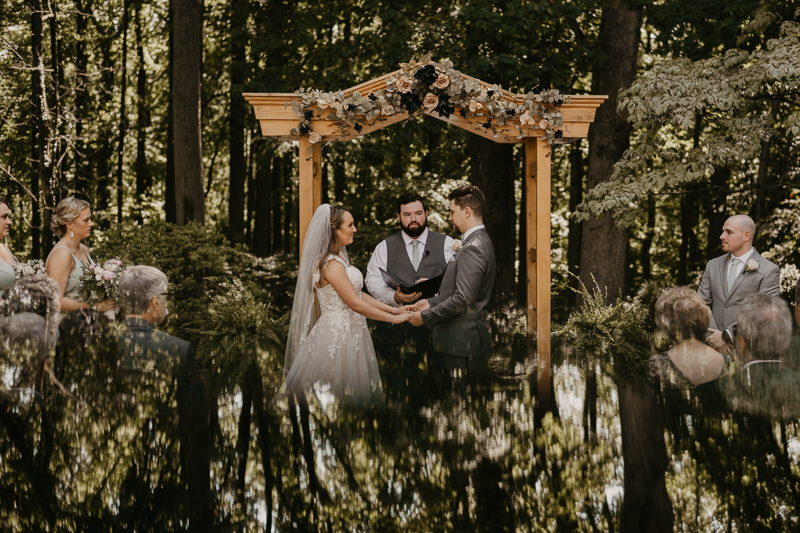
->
(410, 186), (495, 366)
(698, 215), (780, 354)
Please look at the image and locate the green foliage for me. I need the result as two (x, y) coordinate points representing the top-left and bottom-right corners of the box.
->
(555, 275), (654, 380)
(187, 278), (289, 383)
(91, 220), (256, 339)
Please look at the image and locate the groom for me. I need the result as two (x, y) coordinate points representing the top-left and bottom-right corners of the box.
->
(410, 185), (495, 368)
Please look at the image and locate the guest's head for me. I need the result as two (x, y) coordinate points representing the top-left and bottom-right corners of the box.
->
(736, 293), (793, 363)
(720, 215), (756, 256)
(1, 274), (62, 344)
(448, 185), (485, 234)
(654, 287), (710, 343)
(51, 197), (93, 240)
(0, 196), (11, 240)
(396, 192), (428, 238)
(119, 266), (169, 326)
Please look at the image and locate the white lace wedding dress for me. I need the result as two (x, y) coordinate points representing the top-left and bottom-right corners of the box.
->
(278, 254), (384, 406)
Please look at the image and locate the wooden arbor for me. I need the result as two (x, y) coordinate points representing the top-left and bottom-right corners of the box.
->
(244, 70), (605, 393)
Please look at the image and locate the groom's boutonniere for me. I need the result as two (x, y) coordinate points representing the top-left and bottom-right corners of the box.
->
(452, 239), (463, 254)
(743, 259), (760, 274)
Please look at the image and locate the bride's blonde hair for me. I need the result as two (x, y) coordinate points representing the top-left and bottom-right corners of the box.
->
(51, 197), (91, 237)
(317, 206), (349, 280)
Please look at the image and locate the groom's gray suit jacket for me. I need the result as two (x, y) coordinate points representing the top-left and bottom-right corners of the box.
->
(697, 249), (780, 332)
(421, 228), (495, 358)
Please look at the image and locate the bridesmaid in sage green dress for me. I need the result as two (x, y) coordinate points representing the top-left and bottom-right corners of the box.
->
(46, 197), (112, 312)
(0, 198), (20, 297)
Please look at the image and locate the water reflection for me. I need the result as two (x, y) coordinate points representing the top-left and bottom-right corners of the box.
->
(1, 303), (800, 531)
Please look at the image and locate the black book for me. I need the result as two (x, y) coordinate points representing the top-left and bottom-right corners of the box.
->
(379, 267), (445, 299)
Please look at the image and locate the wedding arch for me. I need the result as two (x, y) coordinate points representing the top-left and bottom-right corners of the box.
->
(244, 56), (606, 396)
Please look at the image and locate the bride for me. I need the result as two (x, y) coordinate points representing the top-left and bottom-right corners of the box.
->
(276, 204), (415, 407)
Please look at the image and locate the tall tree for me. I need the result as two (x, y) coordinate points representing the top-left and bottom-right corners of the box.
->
(579, 0), (643, 299)
(253, 145), (271, 257)
(134, 1), (151, 221)
(227, 0), (247, 242)
(116, 0), (130, 223)
(172, 0), (205, 225)
(31, 0), (50, 258)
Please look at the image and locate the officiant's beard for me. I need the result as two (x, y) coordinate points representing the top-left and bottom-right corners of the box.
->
(401, 219), (426, 238)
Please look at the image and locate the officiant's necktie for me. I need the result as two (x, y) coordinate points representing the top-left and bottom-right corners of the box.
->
(411, 240), (421, 270)
(727, 257), (741, 292)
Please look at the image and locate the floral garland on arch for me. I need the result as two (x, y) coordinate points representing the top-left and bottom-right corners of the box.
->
(289, 54), (570, 146)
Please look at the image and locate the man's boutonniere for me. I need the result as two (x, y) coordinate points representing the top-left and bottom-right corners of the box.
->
(452, 239), (463, 254)
(743, 259), (759, 274)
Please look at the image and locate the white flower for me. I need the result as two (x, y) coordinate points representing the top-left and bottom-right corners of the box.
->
(95, 274), (102, 281)
(743, 259), (760, 274)
(468, 100), (483, 113)
(452, 239), (463, 253)
(519, 110), (534, 125)
(316, 98), (329, 109)
(308, 132), (322, 144)
(381, 105), (394, 116)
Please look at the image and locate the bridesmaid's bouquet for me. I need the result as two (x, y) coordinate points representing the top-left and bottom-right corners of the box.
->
(14, 259), (47, 279)
(80, 259), (130, 303)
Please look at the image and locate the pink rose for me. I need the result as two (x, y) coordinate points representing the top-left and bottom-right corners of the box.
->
(432, 73), (450, 89)
(102, 270), (115, 281)
(423, 93), (439, 109)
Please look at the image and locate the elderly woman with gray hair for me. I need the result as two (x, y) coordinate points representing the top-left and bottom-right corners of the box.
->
(117, 265), (192, 367)
(647, 287), (728, 389)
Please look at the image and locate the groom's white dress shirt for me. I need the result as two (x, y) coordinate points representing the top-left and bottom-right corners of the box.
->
(365, 227), (454, 305)
(461, 224), (485, 242)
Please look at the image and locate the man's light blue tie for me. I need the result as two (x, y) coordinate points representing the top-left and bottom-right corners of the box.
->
(411, 240), (420, 270)
(727, 257), (741, 292)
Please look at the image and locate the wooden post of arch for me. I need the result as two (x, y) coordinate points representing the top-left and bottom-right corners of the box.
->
(298, 137), (322, 257)
(525, 137), (551, 401)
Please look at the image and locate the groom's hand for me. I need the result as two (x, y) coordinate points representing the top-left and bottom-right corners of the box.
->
(409, 312), (424, 327)
(394, 287), (422, 304)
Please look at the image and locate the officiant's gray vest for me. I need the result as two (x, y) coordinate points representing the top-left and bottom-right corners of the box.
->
(385, 231), (447, 285)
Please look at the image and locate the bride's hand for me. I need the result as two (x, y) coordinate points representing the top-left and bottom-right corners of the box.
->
(399, 304), (418, 313)
(395, 312), (415, 324)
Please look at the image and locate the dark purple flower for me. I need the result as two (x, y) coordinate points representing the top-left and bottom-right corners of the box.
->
(487, 89), (494, 96)
(482, 121), (492, 129)
(400, 92), (422, 113)
(555, 130), (563, 139)
(414, 64), (437, 86)
(435, 94), (454, 118)
(555, 97), (564, 107)
(368, 93), (378, 101)
(506, 109), (516, 116)
(304, 110), (314, 121)
(459, 109), (467, 118)
(347, 104), (356, 112)
(299, 124), (311, 135)
(354, 122), (363, 133)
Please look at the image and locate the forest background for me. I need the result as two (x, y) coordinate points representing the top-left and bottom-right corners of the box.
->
(1, 0), (799, 337)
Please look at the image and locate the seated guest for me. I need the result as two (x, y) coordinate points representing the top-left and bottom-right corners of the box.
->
(1, 274), (62, 348)
(0, 197), (20, 296)
(735, 293), (793, 380)
(46, 197), (113, 312)
(117, 265), (192, 370)
(648, 287), (727, 388)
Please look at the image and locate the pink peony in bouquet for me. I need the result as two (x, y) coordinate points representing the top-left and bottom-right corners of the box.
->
(79, 259), (130, 303)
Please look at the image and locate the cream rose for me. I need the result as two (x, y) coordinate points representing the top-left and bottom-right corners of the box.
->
(519, 110), (534, 125)
(469, 100), (483, 113)
(381, 105), (394, 116)
(423, 93), (439, 109)
(395, 77), (414, 94)
(433, 73), (450, 89)
(539, 119), (550, 129)
(308, 132), (322, 144)
(744, 259), (760, 273)
(316, 98), (329, 109)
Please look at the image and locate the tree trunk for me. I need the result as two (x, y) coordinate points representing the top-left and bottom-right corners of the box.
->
(580, 0), (642, 301)
(165, 3), (176, 223)
(641, 197), (656, 281)
(705, 166), (731, 262)
(332, 155), (345, 206)
(253, 145), (272, 257)
(227, 1), (247, 242)
(115, 0), (129, 223)
(32, 0), (52, 256)
(172, 0), (205, 225)
(468, 135), (517, 308)
(568, 141), (584, 295)
(48, 0), (63, 200)
(752, 99), (779, 249)
(271, 151), (282, 253)
(283, 153), (293, 253)
(245, 134), (256, 248)
(517, 168), (527, 305)
(74, 0), (91, 195)
(134, 3), (151, 222)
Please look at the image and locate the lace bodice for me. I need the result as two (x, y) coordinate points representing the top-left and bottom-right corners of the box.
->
(313, 254), (363, 313)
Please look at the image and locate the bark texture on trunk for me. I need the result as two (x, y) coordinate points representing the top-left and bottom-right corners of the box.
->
(227, 1), (247, 241)
(468, 135), (517, 309)
(172, 0), (205, 225)
(580, 0), (643, 300)
(135, 3), (151, 221)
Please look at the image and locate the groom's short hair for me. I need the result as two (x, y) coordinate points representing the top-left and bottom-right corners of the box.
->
(396, 192), (428, 214)
(448, 185), (485, 219)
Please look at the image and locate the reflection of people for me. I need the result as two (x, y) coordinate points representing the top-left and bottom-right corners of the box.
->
(1, 274), (62, 347)
(735, 293), (792, 381)
(277, 205), (415, 406)
(647, 287), (727, 389)
(117, 265), (192, 368)
(0, 197), (20, 296)
(411, 186), (495, 365)
(697, 215), (779, 354)
(365, 192), (453, 306)
(45, 197), (112, 312)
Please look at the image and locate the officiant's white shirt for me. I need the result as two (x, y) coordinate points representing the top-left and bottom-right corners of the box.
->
(365, 227), (454, 305)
